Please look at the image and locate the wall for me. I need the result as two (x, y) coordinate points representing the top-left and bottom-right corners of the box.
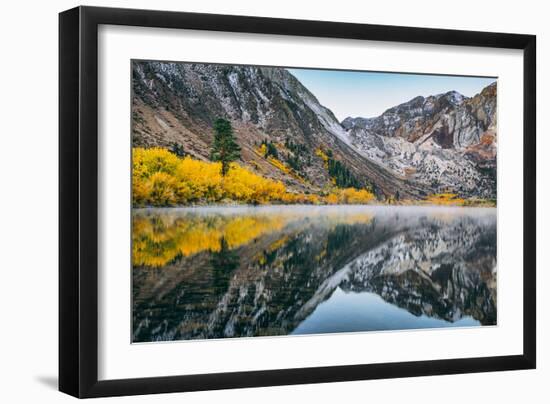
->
(0, 0), (546, 402)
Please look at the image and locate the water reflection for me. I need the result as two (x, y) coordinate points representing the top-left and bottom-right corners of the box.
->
(132, 206), (496, 342)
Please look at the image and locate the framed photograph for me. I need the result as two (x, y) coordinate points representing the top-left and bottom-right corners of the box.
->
(59, 6), (536, 398)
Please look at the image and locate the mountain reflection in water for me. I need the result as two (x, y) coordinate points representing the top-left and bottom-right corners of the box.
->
(132, 206), (496, 342)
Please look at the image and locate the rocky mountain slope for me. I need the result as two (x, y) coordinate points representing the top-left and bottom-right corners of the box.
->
(132, 61), (425, 199)
(342, 83), (497, 198)
(132, 60), (496, 200)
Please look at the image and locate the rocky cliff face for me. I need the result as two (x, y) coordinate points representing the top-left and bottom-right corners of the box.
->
(132, 60), (496, 200)
(132, 61), (426, 199)
(342, 83), (497, 198)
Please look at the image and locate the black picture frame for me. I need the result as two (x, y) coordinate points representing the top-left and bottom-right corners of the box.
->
(59, 5), (536, 398)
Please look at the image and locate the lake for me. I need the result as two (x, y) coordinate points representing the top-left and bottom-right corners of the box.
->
(132, 205), (497, 342)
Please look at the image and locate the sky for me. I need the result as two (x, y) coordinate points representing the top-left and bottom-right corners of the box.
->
(287, 68), (496, 122)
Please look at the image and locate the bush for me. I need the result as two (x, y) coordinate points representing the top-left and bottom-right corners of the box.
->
(325, 188), (375, 204)
(133, 147), (288, 206)
(424, 193), (466, 206)
(133, 147), (378, 207)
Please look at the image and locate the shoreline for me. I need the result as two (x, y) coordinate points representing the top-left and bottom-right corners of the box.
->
(133, 203), (497, 211)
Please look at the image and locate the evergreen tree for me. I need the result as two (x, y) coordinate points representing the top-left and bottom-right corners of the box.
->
(327, 158), (362, 189)
(210, 237), (240, 292)
(210, 118), (241, 176)
(261, 140), (279, 159)
(170, 142), (186, 157)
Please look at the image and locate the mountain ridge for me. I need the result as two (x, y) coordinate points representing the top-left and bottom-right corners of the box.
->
(132, 61), (496, 201)
(341, 81), (497, 198)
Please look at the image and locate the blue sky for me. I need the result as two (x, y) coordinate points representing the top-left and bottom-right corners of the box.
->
(287, 68), (496, 122)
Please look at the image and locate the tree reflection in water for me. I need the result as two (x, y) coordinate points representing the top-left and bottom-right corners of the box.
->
(132, 206), (496, 342)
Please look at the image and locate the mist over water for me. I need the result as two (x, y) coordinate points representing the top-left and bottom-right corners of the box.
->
(132, 205), (497, 342)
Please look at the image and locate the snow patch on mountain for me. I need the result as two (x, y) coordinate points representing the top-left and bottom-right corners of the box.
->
(342, 83), (497, 198)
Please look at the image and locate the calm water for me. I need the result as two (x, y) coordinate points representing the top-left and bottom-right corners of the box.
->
(132, 205), (496, 342)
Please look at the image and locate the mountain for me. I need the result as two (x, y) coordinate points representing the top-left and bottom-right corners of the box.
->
(132, 60), (496, 200)
(342, 83), (497, 199)
(132, 61), (426, 199)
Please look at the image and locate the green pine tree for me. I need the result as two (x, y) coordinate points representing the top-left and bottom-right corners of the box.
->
(210, 118), (241, 176)
(170, 142), (186, 157)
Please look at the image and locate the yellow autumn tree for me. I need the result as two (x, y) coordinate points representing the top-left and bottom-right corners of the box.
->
(133, 147), (289, 206)
(424, 193), (466, 206)
(335, 188), (376, 204)
(132, 147), (379, 206)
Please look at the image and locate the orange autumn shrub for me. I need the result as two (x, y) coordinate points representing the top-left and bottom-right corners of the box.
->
(424, 193), (466, 206)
